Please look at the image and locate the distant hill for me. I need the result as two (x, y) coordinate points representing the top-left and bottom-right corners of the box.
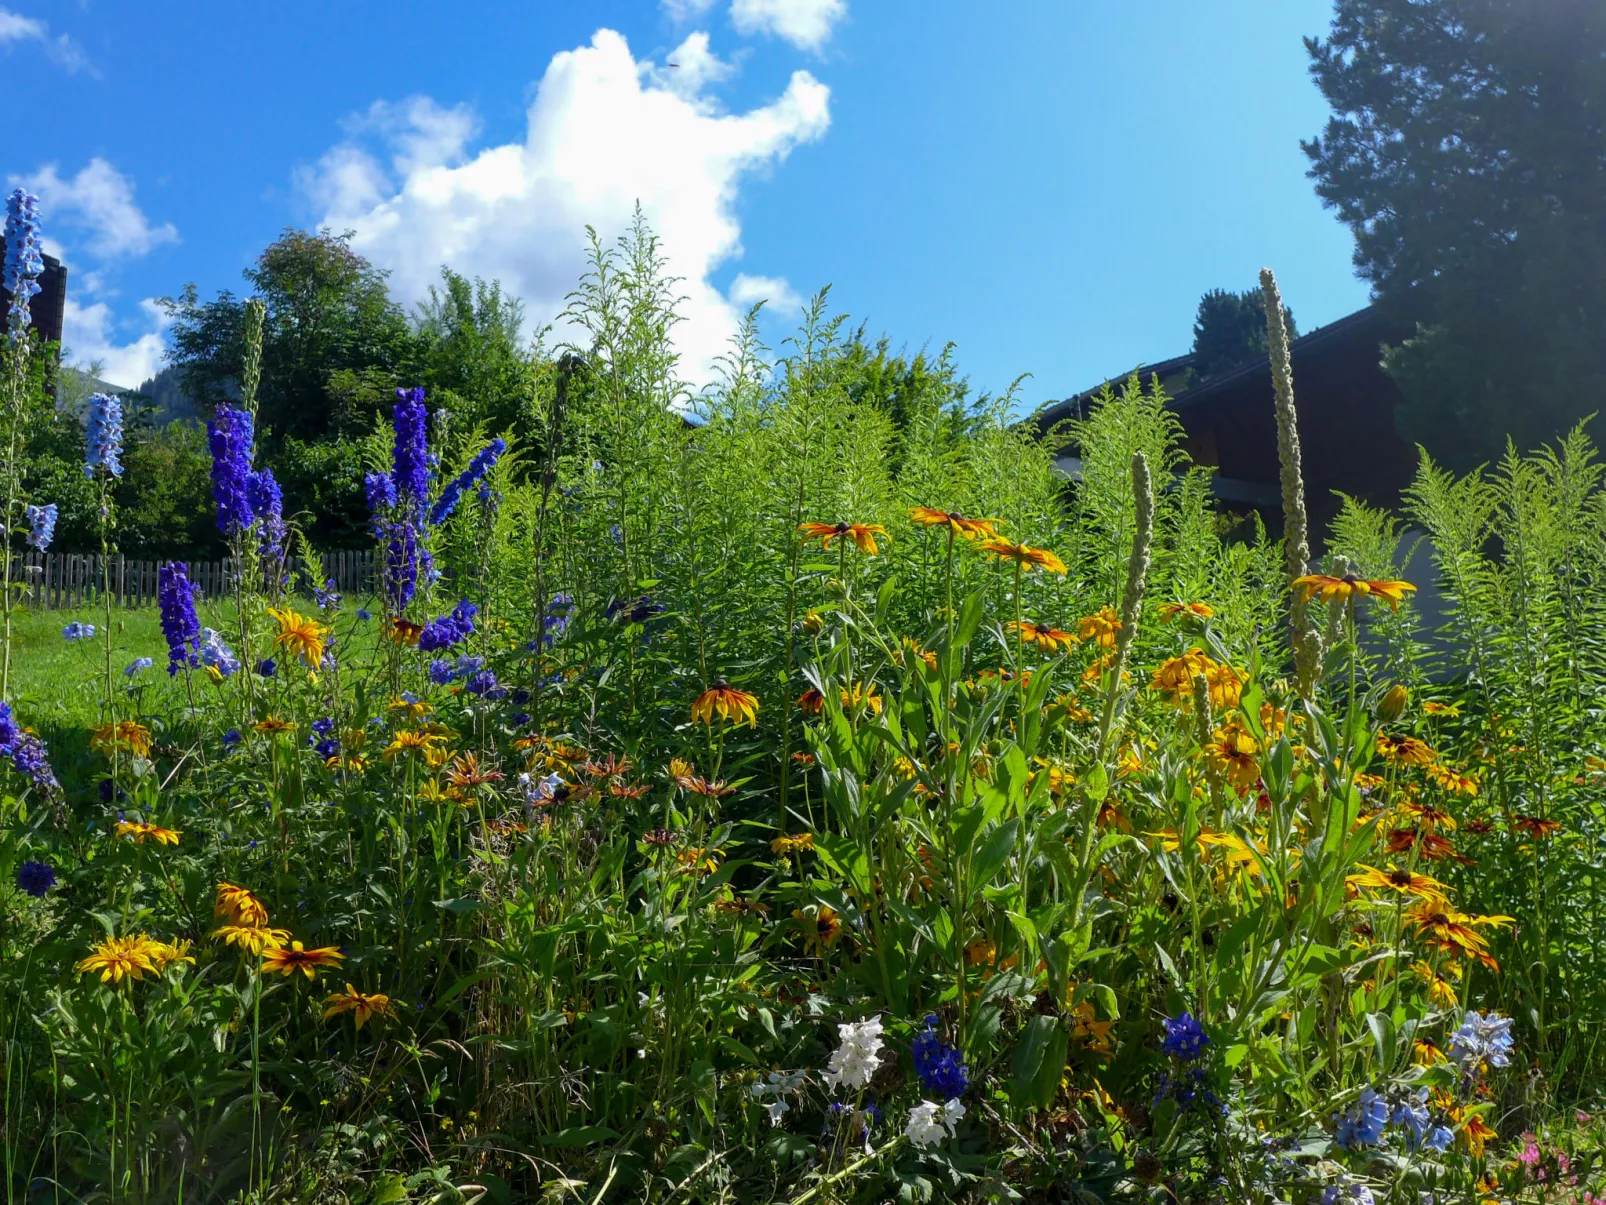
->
(55, 363), (202, 430)
(132, 364), (202, 426)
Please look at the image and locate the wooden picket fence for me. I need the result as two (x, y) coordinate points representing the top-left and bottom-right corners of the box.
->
(11, 549), (378, 609)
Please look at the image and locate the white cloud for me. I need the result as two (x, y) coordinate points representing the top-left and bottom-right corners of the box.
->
(64, 298), (169, 389)
(729, 0), (846, 51)
(0, 7), (92, 73)
(300, 27), (829, 384)
(661, 0), (718, 20)
(729, 272), (801, 313)
(15, 158), (178, 260)
(643, 32), (735, 100)
(0, 8), (44, 41)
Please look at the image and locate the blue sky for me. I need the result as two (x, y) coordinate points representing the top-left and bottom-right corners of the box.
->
(4, 0), (1367, 409)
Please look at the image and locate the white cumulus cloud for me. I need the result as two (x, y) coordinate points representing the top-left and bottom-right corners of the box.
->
(0, 7), (92, 73)
(729, 272), (802, 314)
(661, 0), (718, 21)
(729, 0), (846, 51)
(299, 27), (829, 384)
(15, 159), (178, 260)
(64, 298), (170, 389)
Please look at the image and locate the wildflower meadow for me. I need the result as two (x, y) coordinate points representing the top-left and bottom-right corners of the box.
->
(4, 191), (1606, 1205)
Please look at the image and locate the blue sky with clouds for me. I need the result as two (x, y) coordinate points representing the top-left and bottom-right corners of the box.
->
(4, 1), (1367, 408)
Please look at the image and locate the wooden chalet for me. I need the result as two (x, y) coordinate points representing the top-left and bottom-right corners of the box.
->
(1030, 303), (1419, 537)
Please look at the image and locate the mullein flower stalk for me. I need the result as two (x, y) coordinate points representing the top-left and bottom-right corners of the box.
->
(1075, 452), (1153, 936)
(1261, 267), (1323, 696)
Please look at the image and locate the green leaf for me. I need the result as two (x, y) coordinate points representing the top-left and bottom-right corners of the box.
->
(541, 1126), (620, 1147)
(970, 818), (1021, 888)
(1010, 1014), (1068, 1109)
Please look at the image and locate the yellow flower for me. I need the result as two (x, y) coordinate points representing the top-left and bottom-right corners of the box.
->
(1070, 1000), (1116, 1055)
(1409, 960), (1461, 1009)
(676, 846), (723, 876)
(252, 716), (296, 735)
(1007, 621), (1077, 652)
(1076, 606), (1122, 649)
(389, 696), (433, 720)
(90, 721), (152, 759)
(212, 924), (292, 955)
(908, 507), (1000, 541)
(147, 938), (195, 972)
(383, 728), (444, 762)
(261, 940), (346, 980)
(215, 882), (270, 927)
(1347, 864), (1451, 903)
(794, 905), (842, 954)
(385, 618), (424, 646)
(1150, 648), (1213, 699)
(798, 521), (887, 555)
(1292, 573), (1416, 609)
(76, 935), (160, 984)
(691, 681), (759, 728)
(1204, 720), (1261, 791)
(840, 683), (883, 715)
(322, 983), (394, 1029)
(115, 820), (181, 846)
(1376, 733), (1437, 767)
(771, 832), (815, 856)
(1427, 763), (1480, 795)
(978, 538), (1068, 574)
(269, 607), (329, 668)
(1411, 1038), (1447, 1065)
(1422, 701), (1461, 718)
(1158, 601), (1214, 621)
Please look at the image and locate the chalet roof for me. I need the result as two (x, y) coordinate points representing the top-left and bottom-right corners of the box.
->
(1029, 302), (1391, 437)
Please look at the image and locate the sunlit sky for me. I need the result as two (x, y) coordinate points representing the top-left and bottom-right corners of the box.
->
(5, 0), (1368, 405)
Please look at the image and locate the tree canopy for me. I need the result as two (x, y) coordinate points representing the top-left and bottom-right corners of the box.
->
(1304, 0), (1606, 467)
(1190, 288), (1297, 382)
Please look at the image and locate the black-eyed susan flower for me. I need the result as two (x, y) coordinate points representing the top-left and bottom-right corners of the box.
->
(676, 846), (723, 876)
(1077, 606), (1122, 648)
(1150, 649), (1213, 699)
(212, 924), (292, 955)
(1511, 814), (1562, 839)
(692, 681), (758, 728)
(252, 716), (296, 736)
(115, 820), (181, 846)
(383, 729), (444, 762)
(446, 752), (505, 793)
(978, 537), (1068, 574)
(771, 832), (815, 856)
(908, 507), (999, 541)
(793, 904), (842, 954)
(261, 940), (346, 980)
(1376, 733), (1437, 767)
(1422, 701), (1461, 718)
(215, 882), (270, 927)
(388, 695), (432, 721)
(796, 688), (824, 715)
(840, 683), (883, 715)
(385, 618), (424, 646)
(1347, 864), (1450, 902)
(147, 938), (195, 972)
(76, 935), (161, 984)
(269, 607), (329, 667)
(1158, 601), (1214, 622)
(1292, 573), (1416, 609)
(90, 720), (152, 759)
(1409, 961), (1461, 1009)
(322, 984), (394, 1029)
(1204, 720), (1261, 791)
(1427, 764), (1480, 795)
(798, 521), (888, 554)
(1406, 901), (1512, 968)
(1007, 621), (1077, 652)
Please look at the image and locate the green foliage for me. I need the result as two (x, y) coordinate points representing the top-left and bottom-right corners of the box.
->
(5, 216), (1606, 1204)
(1305, 0), (1606, 467)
